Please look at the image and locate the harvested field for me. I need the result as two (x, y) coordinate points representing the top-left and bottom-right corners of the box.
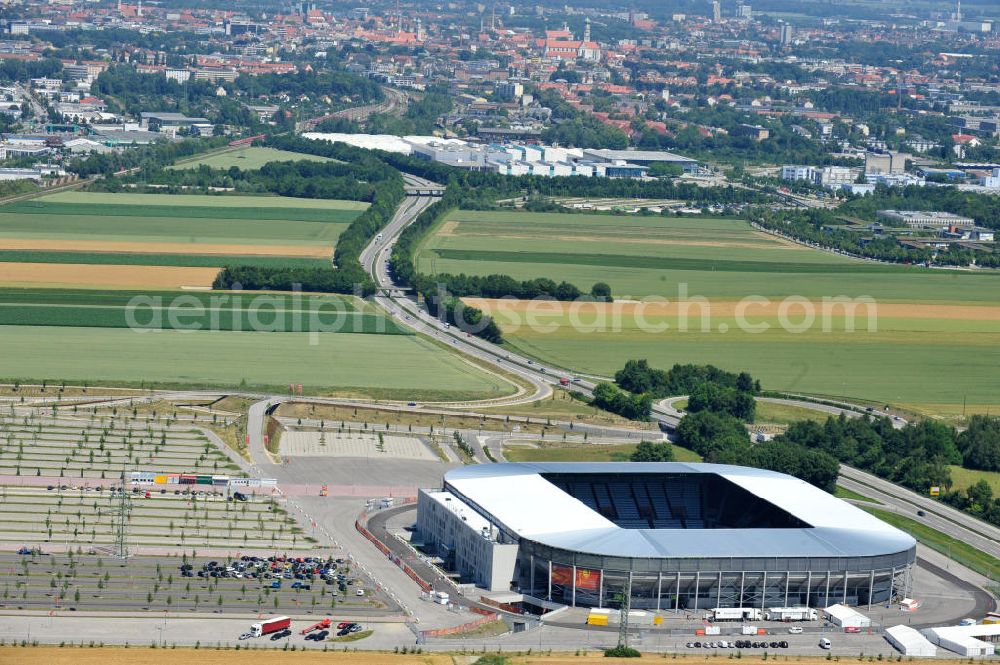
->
(0, 263), (218, 289)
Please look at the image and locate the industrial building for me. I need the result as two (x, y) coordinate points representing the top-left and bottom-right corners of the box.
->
(302, 132), (665, 178)
(876, 210), (976, 229)
(416, 463), (916, 610)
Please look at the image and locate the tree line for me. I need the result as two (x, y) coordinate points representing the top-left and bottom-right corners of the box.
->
(214, 136), (406, 297)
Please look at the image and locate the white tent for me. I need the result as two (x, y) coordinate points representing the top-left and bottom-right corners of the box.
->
(885, 625), (937, 657)
(825, 604), (872, 628)
(921, 624), (1000, 657)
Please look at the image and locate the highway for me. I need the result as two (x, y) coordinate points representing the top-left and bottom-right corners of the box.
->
(356, 176), (685, 428)
(838, 465), (1000, 561)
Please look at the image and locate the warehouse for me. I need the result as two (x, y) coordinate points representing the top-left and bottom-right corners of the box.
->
(416, 463), (916, 610)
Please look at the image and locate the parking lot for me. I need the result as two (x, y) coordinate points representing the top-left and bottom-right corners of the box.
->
(0, 485), (310, 550)
(0, 550), (398, 615)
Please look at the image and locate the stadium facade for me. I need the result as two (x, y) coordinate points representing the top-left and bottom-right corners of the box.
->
(416, 463), (917, 610)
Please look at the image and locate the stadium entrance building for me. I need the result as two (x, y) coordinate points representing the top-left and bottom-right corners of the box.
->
(416, 463), (916, 610)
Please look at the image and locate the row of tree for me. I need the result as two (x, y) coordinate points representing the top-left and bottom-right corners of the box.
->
(614, 359), (760, 399)
(753, 207), (1000, 268)
(214, 136), (406, 296)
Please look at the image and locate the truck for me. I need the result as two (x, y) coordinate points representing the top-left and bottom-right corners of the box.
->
(764, 607), (818, 622)
(559, 377), (570, 386)
(708, 608), (762, 622)
(251, 616), (291, 638)
(300, 618), (331, 635)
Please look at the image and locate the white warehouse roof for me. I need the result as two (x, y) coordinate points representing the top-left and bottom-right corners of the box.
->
(922, 624), (1000, 657)
(442, 463), (916, 559)
(885, 625), (937, 657)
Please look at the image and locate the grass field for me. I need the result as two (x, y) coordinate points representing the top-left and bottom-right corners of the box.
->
(169, 146), (334, 171)
(0, 287), (406, 333)
(948, 465), (1000, 495)
(0, 325), (510, 399)
(427, 210), (1000, 415)
(504, 441), (702, 463)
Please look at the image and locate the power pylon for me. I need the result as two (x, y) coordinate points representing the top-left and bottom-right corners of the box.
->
(617, 573), (632, 649)
(108, 463), (134, 559)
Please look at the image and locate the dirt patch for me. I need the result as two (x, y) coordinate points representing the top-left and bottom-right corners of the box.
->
(0, 238), (330, 258)
(435, 220), (460, 237)
(465, 297), (1000, 321)
(0, 263), (219, 289)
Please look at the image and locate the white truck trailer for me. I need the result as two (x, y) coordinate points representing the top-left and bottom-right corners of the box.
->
(764, 607), (818, 621)
(708, 608), (762, 621)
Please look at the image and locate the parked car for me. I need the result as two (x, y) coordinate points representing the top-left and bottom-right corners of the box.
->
(238, 633), (253, 641)
(788, 626), (803, 634)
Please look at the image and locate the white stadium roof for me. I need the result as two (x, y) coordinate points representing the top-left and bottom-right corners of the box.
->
(443, 463), (916, 559)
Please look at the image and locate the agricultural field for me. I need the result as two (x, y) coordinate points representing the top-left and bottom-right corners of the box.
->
(169, 146), (334, 171)
(0, 191), (368, 283)
(0, 288), (406, 334)
(0, 324), (512, 398)
(421, 210), (1000, 415)
(947, 465), (1000, 495)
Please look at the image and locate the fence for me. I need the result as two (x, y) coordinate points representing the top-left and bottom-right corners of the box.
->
(419, 611), (500, 639)
(354, 503), (432, 593)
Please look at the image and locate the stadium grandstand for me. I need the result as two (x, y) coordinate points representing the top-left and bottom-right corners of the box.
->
(416, 463), (916, 610)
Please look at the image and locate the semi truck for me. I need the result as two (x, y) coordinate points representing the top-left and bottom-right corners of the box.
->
(764, 607), (818, 622)
(708, 608), (762, 621)
(251, 615), (291, 637)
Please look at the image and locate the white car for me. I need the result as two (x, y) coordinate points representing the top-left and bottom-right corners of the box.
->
(788, 626), (803, 634)
(238, 633), (253, 640)
(356, 589), (365, 596)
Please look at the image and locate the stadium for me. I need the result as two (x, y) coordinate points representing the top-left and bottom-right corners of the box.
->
(416, 462), (917, 610)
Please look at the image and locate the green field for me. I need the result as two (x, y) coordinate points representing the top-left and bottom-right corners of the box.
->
(948, 465), (1000, 495)
(169, 146), (334, 171)
(0, 287), (405, 334)
(427, 210), (1000, 414)
(0, 250), (327, 269)
(0, 192), (365, 247)
(0, 325), (510, 399)
(503, 441), (702, 463)
(420, 210), (1000, 302)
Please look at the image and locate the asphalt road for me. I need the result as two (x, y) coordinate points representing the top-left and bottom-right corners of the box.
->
(839, 466), (1000, 561)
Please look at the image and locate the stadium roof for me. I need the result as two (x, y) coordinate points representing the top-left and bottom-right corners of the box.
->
(443, 463), (916, 559)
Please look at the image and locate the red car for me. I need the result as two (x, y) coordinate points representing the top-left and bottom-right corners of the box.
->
(337, 622), (350, 630)
(844, 626), (861, 634)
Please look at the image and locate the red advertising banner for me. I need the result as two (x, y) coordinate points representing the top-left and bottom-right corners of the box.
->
(551, 563), (573, 586)
(576, 567), (600, 592)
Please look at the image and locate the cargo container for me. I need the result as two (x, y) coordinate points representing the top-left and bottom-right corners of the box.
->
(179, 475), (196, 485)
(212, 476), (230, 486)
(708, 608), (762, 621)
(154, 475), (167, 484)
(196, 476), (213, 485)
(251, 615), (291, 637)
(764, 607), (818, 621)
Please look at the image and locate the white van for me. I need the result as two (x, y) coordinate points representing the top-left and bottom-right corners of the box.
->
(819, 638), (831, 650)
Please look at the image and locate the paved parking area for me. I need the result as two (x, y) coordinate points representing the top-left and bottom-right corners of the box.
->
(281, 432), (437, 461)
